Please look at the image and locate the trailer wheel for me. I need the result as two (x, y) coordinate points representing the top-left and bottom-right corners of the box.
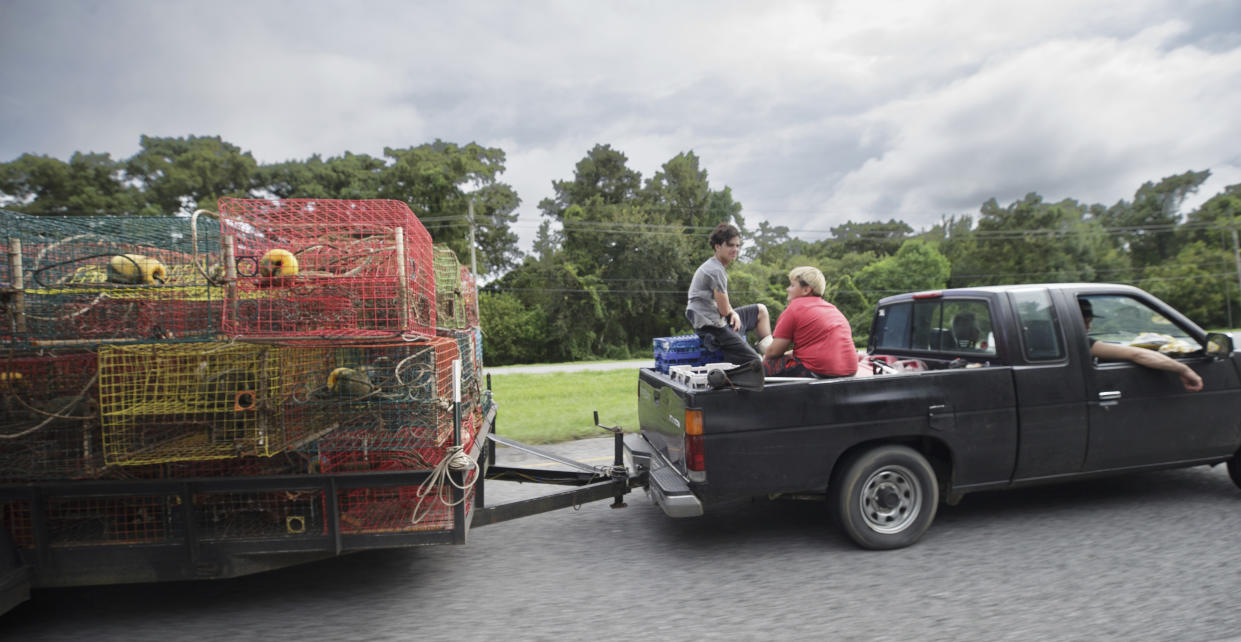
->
(833, 445), (938, 550)
(1228, 449), (1241, 491)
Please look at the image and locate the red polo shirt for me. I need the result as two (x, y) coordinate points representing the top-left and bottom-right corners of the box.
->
(772, 296), (856, 376)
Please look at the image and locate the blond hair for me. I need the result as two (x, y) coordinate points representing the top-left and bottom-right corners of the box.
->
(788, 266), (826, 297)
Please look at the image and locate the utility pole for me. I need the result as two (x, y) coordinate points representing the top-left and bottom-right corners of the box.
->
(1232, 228), (1241, 321)
(467, 198), (478, 276)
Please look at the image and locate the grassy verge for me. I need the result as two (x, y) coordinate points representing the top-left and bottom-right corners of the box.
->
(488, 369), (638, 444)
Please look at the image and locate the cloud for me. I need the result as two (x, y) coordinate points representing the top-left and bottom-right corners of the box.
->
(2, 0), (1240, 251)
(818, 20), (1241, 230)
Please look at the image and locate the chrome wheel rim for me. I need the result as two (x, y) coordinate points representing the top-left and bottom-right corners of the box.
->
(859, 464), (922, 534)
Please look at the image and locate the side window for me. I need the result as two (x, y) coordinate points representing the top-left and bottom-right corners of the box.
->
(873, 302), (912, 349)
(872, 298), (996, 356)
(1011, 289), (1063, 360)
(911, 300), (941, 350)
(941, 300), (997, 355)
(1079, 295), (1198, 353)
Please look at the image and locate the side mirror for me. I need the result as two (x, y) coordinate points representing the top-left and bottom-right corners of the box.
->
(1204, 332), (1234, 359)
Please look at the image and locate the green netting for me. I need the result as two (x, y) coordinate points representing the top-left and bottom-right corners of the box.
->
(0, 210), (224, 345)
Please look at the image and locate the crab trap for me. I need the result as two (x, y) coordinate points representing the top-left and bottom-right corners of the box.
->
(0, 350), (103, 482)
(460, 265), (479, 328)
(97, 341), (336, 466)
(432, 244), (466, 329)
(0, 211), (223, 346)
(216, 198), (436, 339)
(293, 335), (466, 458)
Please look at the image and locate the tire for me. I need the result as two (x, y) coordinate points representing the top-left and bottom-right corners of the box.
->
(833, 445), (939, 550)
(1228, 450), (1241, 491)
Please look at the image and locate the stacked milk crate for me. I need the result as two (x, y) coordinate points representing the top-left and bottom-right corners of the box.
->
(0, 200), (487, 549)
(652, 334), (725, 374)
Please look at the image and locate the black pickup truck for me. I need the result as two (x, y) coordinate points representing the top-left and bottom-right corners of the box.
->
(627, 283), (1241, 549)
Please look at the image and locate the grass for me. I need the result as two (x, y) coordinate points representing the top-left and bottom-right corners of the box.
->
(488, 369), (638, 444)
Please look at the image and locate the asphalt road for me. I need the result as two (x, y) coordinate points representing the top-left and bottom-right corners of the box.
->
(4, 438), (1241, 641)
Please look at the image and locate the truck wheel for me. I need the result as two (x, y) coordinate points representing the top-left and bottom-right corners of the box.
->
(1228, 450), (1241, 490)
(833, 445), (938, 550)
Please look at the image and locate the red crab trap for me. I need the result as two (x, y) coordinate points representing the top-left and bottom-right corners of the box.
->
(216, 198), (436, 339)
(1, 211), (224, 346)
(0, 350), (104, 482)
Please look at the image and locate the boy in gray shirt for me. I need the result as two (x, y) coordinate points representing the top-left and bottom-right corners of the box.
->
(686, 223), (771, 364)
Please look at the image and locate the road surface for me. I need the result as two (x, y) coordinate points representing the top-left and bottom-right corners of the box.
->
(4, 437), (1241, 641)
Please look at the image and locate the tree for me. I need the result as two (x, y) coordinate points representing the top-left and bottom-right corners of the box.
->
(1141, 241), (1236, 328)
(953, 194), (1123, 287)
(1098, 170), (1211, 268)
(821, 219), (913, 258)
(125, 135), (258, 214)
(379, 140), (521, 276)
(539, 144), (641, 220)
(478, 291), (550, 365)
(259, 152), (385, 199)
(0, 152), (141, 215)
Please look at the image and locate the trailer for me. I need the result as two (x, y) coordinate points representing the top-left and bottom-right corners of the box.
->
(0, 200), (643, 615)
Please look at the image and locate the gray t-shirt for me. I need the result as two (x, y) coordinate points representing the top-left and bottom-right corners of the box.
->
(687, 256), (728, 329)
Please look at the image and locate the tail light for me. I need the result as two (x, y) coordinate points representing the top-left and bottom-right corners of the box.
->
(684, 409), (705, 481)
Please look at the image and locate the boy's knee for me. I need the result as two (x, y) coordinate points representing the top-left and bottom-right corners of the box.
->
(758, 303), (769, 319)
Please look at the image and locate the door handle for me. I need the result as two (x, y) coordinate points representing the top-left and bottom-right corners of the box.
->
(1098, 390), (1122, 401)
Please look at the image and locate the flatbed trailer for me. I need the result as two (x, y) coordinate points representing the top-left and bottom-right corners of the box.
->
(0, 404), (643, 614)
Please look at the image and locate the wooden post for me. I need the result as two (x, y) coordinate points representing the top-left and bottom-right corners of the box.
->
(223, 236), (238, 326)
(394, 227), (410, 330)
(7, 238), (26, 333)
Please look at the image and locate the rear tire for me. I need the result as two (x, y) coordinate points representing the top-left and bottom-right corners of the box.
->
(833, 445), (938, 550)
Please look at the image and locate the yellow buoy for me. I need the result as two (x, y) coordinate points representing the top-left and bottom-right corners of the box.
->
(260, 249), (299, 278)
(107, 254), (167, 284)
(327, 367), (373, 398)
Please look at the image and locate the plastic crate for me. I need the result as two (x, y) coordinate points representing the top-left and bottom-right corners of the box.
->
(653, 335), (701, 352)
(668, 363), (735, 390)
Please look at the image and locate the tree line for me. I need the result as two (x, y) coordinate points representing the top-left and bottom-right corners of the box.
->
(3, 137), (1239, 366)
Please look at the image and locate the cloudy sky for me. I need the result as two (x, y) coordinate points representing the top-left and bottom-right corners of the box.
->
(2, 0), (1240, 251)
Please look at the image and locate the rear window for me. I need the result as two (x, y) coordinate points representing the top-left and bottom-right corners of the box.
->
(872, 298), (996, 356)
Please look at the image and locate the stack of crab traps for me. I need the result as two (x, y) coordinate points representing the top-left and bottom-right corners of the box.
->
(0, 199), (488, 548)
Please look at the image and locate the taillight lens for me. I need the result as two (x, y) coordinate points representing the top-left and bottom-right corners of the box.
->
(685, 434), (705, 472)
(685, 409), (704, 472)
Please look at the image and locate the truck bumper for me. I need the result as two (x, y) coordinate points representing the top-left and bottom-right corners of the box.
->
(625, 433), (703, 518)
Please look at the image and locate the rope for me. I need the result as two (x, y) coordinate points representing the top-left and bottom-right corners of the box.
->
(410, 444), (477, 524)
(0, 372), (99, 440)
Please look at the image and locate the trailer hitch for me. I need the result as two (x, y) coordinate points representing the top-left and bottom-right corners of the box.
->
(594, 411), (628, 509)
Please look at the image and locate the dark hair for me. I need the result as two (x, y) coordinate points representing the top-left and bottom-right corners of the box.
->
(709, 223), (740, 249)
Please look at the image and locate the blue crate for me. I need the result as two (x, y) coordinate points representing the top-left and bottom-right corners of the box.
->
(656, 347), (703, 362)
(654, 348), (727, 373)
(655, 354), (699, 374)
(653, 335), (701, 352)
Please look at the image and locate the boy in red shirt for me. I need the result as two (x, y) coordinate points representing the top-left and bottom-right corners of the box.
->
(762, 266), (858, 378)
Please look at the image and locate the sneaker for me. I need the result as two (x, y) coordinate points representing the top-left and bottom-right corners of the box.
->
(756, 335), (773, 355)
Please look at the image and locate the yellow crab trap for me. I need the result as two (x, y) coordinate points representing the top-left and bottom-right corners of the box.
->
(460, 264), (479, 327)
(216, 198), (436, 339)
(0, 211), (224, 346)
(0, 350), (104, 482)
(97, 341), (335, 466)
